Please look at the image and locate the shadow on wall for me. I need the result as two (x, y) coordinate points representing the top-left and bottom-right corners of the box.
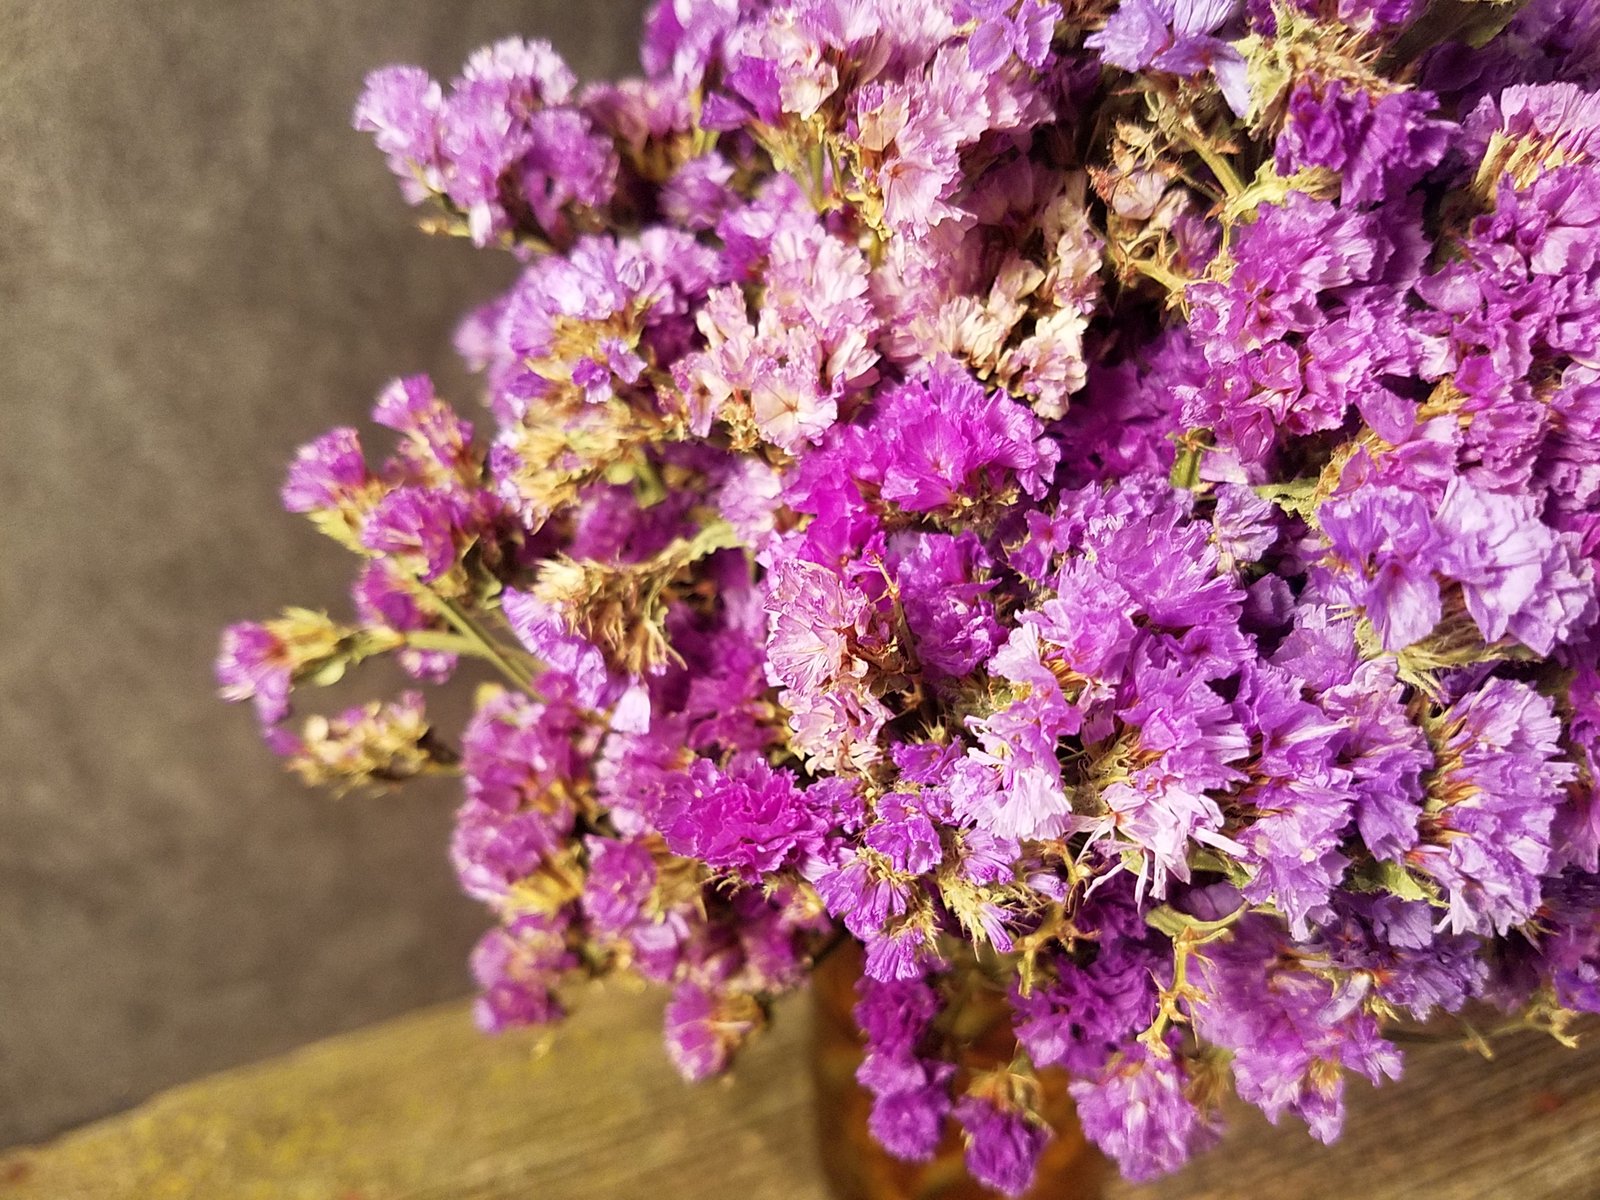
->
(0, 0), (650, 1147)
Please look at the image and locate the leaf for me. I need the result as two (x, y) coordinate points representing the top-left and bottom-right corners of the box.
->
(303, 657), (350, 689)
(1145, 906), (1194, 938)
(1386, 0), (1528, 65)
(1349, 858), (1442, 906)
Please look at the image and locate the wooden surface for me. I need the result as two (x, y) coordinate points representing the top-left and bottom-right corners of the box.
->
(3, 984), (1598, 1200)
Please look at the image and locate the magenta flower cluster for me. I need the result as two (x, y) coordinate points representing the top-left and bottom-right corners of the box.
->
(222, 0), (1600, 1190)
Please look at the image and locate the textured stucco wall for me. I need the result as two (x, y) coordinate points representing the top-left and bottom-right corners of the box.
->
(0, 0), (647, 1146)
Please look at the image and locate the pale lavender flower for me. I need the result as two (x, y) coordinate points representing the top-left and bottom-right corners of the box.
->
(1088, 0), (1248, 114)
(281, 428), (371, 514)
(955, 1093), (1051, 1197)
(1071, 1045), (1222, 1181)
(1415, 677), (1576, 936)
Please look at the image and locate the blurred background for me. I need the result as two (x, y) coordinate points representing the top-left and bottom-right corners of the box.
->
(0, 0), (648, 1146)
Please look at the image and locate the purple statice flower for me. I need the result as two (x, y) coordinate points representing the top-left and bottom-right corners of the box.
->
(723, 4), (864, 124)
(1331, 413), (1462, 507)
(1318, 487), (1443, 650)
(675, 191), (878, 452)
(1098, 650), (1251, 897)
(360, 485), (475, 583)
(862, 920), (947, 985)
(366, 38), (616, 248)
(353, 66), (443, 201)
(841, 25), (1054, 240)
(860, 360), (1058, 516)
(1275, 80), (1454, 207)
(763, 555), (891, 772)
(958, 0), (1057, 72)
(1017, 564), (1139, 683)
(1229, 662), (1355, 937)
(1443, 165), (1600, 353)
(371, 374), (478, 489)
(714, 173), (814, 278)
(1431, 477), (1595, 655)
(486, 231), (711, 426)
(1087, 0), (1248, 115)
(890, 532), (1001, 679)
(565, 471), (695, 563)
(651, 754), (827, 879)
(814, 848), (919, 965)
(1338, 0), (1422, 27)
(515, 107), (620, 236)
(451, 802), (566, 906)
(1053, 332), (1196, 487)
(500, 588), (650, 722)
(718, 13), (831, 125)
(1055, 483), (1248, 651)
(854, 973), (954, 1162)
(1070, 1044), (1222, 1181)
(951, 689), (1082, 841)
(1192, 915), (1402, 1143)
(1315, 654), (1431, 863)
(351, 560), (457, 683)
(1255, 0), (1420, 30)
(459, 685), (589, 814)
(460, 37), (577, 108)
(1316, 894), (1488, 1021)
(432, 78), (524, 235)
(660, 152), (738, 232)
(216, 621), (294, 726)
(666, 572), (780, 752)
(1201, 195), (1384, 318)
(471, 913), (575, 1031)
(1011, 881), (1168, 1074)
(865, 793), (944, 876)
(892, 739), (967, 787)
(1414, 677), (1577, 936)
(1523, 871), (1600, 1014)
(1211, 483), (1278, 566)
(451, 687), (590, 903)
(596, 715), (694, 842)
(867, 1083), (958, 1164)
(1181, 196), (1385, 462)
(582, 74), (697, 162)
(1537, 365), (1600, 522)
(1268, 606), (1368, 696)
(581, 835), (658, 937)
(281, 427), (372, 514)
(986, 564), (1136, 731)
(639, 0), (745, 85)
(715, 455), (784, 549)
(1463, 82), (1600, 184)
(663, 980), (761, 1081)
(234, 10), (1600, 1188)
(727, 883), (830, 993)
(954, 1091), (1051, 1198)
(351, 559), (431, 632)
(1554, 652), (1600, 873)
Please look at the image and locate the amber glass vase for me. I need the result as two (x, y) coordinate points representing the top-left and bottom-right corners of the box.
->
(811, 944), (1110, 1200)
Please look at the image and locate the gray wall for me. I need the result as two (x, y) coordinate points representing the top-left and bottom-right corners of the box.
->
(0, 0), (648, 1146)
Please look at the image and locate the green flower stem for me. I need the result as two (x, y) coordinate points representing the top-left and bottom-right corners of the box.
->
(434, 596), (542, 695)
(1168, 118), (1246, 200)
(399, 630), (482, 656)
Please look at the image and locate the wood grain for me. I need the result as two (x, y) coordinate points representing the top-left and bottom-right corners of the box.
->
(1109, 1025), (1600, 1200)
(3, 986), (1597, 1199)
